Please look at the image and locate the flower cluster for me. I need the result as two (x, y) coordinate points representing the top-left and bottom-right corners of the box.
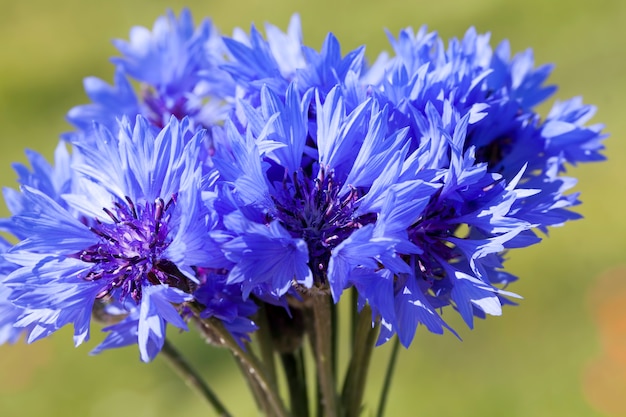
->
(0, 9), (605, 364)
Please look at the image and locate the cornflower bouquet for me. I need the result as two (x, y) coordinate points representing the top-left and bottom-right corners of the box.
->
(0, 9), (606, 417)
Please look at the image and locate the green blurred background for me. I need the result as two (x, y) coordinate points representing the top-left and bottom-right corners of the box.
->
(1, 0), (625, 416)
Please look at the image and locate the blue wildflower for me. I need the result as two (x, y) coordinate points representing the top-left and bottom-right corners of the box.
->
(1, 116), (236, 361)
(376, 26), (606, 231)
(65, 8), (234, 143)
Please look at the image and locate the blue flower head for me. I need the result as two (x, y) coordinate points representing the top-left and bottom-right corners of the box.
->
(211, 85), (417, 300)
(1, 116), (248, 361)
(377, 26), (606, 229)
(65, 9), (234, 143)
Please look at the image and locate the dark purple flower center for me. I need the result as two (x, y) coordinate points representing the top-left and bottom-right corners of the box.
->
(75, 196), (186, 303)
(271, 167), (373, 280)
(142, 86), (193, 129)
(474, 136), (515, 172)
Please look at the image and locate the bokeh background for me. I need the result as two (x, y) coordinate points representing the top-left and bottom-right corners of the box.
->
(1, 0), (625, 416)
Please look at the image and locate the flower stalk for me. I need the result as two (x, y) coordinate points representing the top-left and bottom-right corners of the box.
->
(160, 338), (232, 417)
(310, 293), (340, 417)
(376, 337), (401, 417)
(281, 349), (310, 417)
(256, 304), (279, 389)
(193, 313), (290, 417)
(342, 305), (379, 417)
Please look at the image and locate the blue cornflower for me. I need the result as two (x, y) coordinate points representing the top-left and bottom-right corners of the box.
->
(210, 85), (377, 295)
(1, 116), (235, 361)
(65, 9), (234, 143)
(376, 26), (606, 231)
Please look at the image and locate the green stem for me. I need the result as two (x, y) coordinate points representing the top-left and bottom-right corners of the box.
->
(256, 304), (279, 389)
(234, 352), (273, 415)
(194, 315), (290, 417)
(190, 315), (270, 413)
(315, 382), (322, 417)
(375, 336), (400, 417)
(341, 305), (378, 417)
(350, 288), (358, 350)
(310, 294), (339, 417)
(160, 338), (232, 417)
(330, 298), (338, 382)
(280, 349), (310, 417)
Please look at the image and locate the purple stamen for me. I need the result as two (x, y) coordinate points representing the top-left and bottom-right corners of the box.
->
(271, 167), (373, 282)
(73, 195), (182, 303)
